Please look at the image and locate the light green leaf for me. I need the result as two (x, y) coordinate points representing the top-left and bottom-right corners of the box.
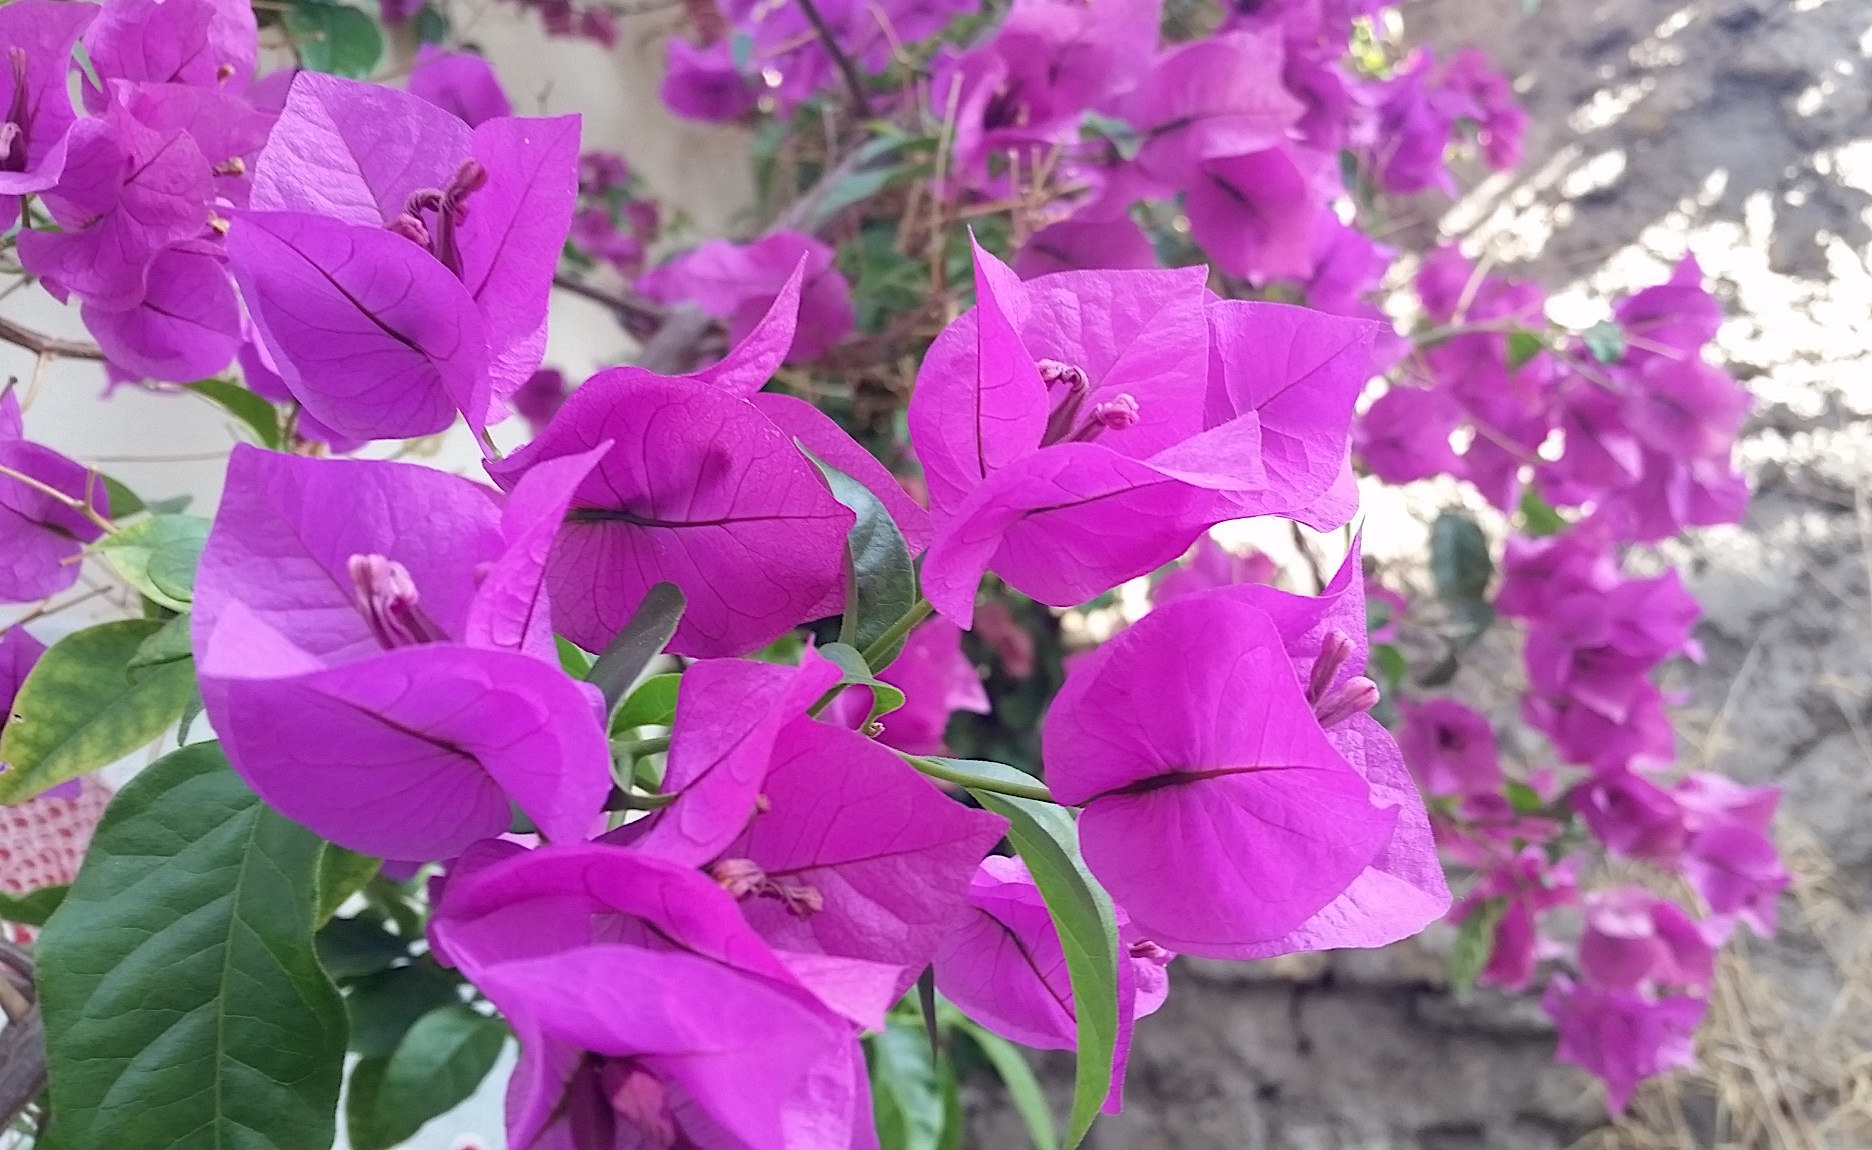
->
(1517, 487), (1567, 538)
(613, 672), (681, 734)
(869, 1025), (944, 1150)
(126, 613), (192, 675)
(555, 635), (595, 678)
(817, 641), (906, 726)
(1506, 329), (1545, 371)
(346, 1004), (509, 1150)
(806, 452), (917, 664)
(965, 783), (1119, 1149)
(315, 843), (381, 924)
(286, 0), (383, 77)
(1582, 318), (1626, 364)
(0, 620), (197, 803)
(1449, 897), (1508, 994)
(959, 1021), (1059, 1150)
(37, 742), (348, 1150)
(98, 514), (210, 610)
(189, 379), (284, 449)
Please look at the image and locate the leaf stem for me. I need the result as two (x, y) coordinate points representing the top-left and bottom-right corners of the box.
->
(860, 596), (932, 668)
(903, 754), (1056, 804)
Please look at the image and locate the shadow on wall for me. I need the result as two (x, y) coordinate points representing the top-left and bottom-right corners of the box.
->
(1406, 0), (1872, 285)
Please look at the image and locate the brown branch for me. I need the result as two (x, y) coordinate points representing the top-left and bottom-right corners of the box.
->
(0, 315), (105, 362)
(551, 274), (668, 338)
(795, 0), (873, 118)
(0, 941), (44, 1129)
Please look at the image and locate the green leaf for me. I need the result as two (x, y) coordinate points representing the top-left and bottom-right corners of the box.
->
(1506, 330), (1545, 371)
(1504, 780), (1545, 816)
(413, 2), (449, 43)
(314, 917), (408, 980)
(555, 635), (595, 678)
(587, 582), (685, 714)
(126, 613), (192, 675)
(0, 884), (67, 926)
(1517, 488), (1567, 538)
(189, 379), (284, 449)
(960, 1021), (1058, 1150)
(807, 452), (917, 663)
(98, 473), (143, 520)
(346, 1004), (508, 1150)
(316, 843), (381, 923)
(808, 164), (907, 230)
(37, 742), (347, 1150)
(345, 957), (462, 1058)
(286, 0), (383, 77)
(965, 785), (1119, 1149)
(817, 641), (906, 727)
(1448, 897), (1507, 994)
(869, 1025), (945, 1150)
(1582, 319), (1625, 364)
(0, 620), (197, 803)
(612, 671), (681, 734)
(98, 514), (211, 610)
(1429, 511), (1492, 605)
(1370, 644), (1408, 695)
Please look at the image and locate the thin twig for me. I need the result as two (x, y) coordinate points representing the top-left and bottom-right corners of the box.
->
(795, 0), (873, 118)
(551, 274), (668, 334)
(0, 315), (105, 362)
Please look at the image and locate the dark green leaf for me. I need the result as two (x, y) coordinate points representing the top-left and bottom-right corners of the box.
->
(613, 672), (681, 734)
(126, 613), (192, 675)
(1449, 898), (1507, 994)
(1448, 598), (1497, 646)
(316, 844), (381, 924)
(1517, 487), (1567, 537)
(345, 957), (462, 1058)
(0, 884), (67, 926)
(1429, 512), (1492, 605)
(37, 742), (347, 1150)
(0, 620), (197, 803)
(286, 1), (383, 77)
(965, 784), (1118, 1149)
(98, 514), (211, 610)
(587, 582), (685, 713)
(189, 379), (284, 449)
(1506, 330), (1544, 371)
(346, 1004), (508, 1150)
(1582, 319), (1625, 364)
(413, 3), (449, 43)
(959, 1021), (1058, 1150)
(817, 642), (906, 726)
(806, 452), (916, 661)
(315, 917), (408, 980)
(869, 1025), (944, 1150)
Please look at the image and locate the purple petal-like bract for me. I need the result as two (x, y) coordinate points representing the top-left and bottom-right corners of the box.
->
(431, 844), (881, 1149)
(227, 210), (491, 440)
(1045, 592), (1396, 955)
(720, 717), (1007, 997)
(83, 244), (242, 383)
(0, 1), (99, 218)
(407, 45), (514, 127)
(485, 370), (854, 657)
(0, 393), (107, 604)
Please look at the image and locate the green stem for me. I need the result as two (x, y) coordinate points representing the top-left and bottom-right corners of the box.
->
(904, 755), (1056, 804)
(612, 734), (670, 758)
(860, 597), (933, 669)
